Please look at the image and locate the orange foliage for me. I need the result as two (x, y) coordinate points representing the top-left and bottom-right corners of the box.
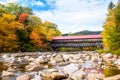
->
(18, 13), (29, 24)
(29, 29), (43, 48)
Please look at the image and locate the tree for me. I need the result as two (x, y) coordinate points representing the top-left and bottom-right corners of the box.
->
(29, 28), (43, 49)
(17, 30), (34, 52)
(102, 3), (120, 55)
(18, 13), (29, 24)
(0, 3), (33, 15)
(0, 14), (24, 52)
(108, 2), (115, 10)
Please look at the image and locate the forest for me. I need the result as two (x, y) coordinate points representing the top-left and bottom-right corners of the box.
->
(0, 3), (61, 52)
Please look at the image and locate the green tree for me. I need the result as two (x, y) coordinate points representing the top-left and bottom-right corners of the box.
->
(102, 2), (120, 55)
(17, 30), (34, 52)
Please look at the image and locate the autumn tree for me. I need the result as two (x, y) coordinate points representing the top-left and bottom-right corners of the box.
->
(0, 14), (24, 52)
(102, 2), (120, 55)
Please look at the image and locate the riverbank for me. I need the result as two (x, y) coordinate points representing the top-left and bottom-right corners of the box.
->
(0, 51), (120, 80)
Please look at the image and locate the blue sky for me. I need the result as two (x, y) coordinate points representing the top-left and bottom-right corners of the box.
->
(0, 0), (118, 33)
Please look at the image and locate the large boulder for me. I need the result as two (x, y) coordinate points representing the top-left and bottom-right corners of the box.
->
(16, 74), (31, 80)
(63, 63), (79, 75)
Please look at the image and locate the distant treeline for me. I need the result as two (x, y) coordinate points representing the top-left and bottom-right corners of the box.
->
(62, 30), (101, 36)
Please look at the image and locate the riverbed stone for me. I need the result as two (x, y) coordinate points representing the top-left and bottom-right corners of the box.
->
(103, 53), (113, 60)
(31, 75), (42, 80)
(16, 74), (31, 80)
(50, 72), (68, 80)
(70, 69), (85, 80)
(2, 70), (15, 77)
(63, 63), (79, 75)
(62, 54), (70, 61)
(0, 52), (120, 80)
(114, 59), (120, 65)
(87, 73), (105, 80)
(25, 63), (43, 71)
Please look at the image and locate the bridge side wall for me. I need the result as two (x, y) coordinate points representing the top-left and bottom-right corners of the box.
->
(51, 38), (103, 49)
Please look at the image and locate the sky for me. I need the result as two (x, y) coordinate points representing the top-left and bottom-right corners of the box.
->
(0, 0), (118, 34)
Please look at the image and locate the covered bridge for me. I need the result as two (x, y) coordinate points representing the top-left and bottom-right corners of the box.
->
(51, 35), (103, 48)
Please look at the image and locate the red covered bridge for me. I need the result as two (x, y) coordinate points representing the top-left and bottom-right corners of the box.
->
(51, 34), (103, 48)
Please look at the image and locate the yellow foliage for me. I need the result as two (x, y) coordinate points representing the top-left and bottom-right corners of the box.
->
(0, 14), (24, 52)
(2, 14), (16, 22)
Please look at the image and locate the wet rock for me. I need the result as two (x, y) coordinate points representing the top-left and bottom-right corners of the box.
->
(2, 70), (15, 77)
(16, 74), (31, 80)
(87, 73), (105, 80)
(50, 72), (68, 80)
(25, 63), (43, 71)
(70, 69), (85, 80)
(63, 63), (79, 75)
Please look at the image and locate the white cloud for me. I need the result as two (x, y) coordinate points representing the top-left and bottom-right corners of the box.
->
(0, 0), (118, 34)
(31, 0), (44, 7)
(35, 0), (118, 33)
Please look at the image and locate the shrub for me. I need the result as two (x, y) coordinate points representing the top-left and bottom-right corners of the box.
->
(103, 66), (120, 77)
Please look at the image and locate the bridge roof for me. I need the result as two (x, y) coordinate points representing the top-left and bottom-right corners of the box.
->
(53, 34), (102, 40)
